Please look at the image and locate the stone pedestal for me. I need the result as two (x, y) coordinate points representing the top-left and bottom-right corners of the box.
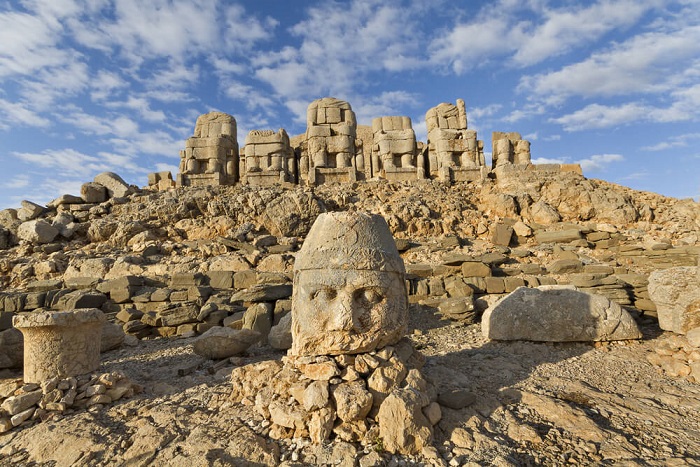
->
(13, 308), (106, 383)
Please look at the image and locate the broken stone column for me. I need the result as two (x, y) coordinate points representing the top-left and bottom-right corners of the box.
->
(13, 308), (106, 383)
(290, 211), (408, 356)
(371, 116), (425, 181)
(425, 99), (486, 183)
(177, 112), (239, 187)
(299, 98), (363, 185)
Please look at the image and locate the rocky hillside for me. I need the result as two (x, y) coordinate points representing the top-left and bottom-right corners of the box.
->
(1, 170), (700, 465)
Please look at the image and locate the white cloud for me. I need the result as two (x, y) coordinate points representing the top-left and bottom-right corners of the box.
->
(532, 157), (567, 165)
(3, 174), (30, 189)
(519, 24), (700, 100)
(642, 132), (700, 151)
(0, 98), (51, 129)
(575, 153), (624, 172)
(13, 148), (122, 178)
(429, 0), (662, 72)
(550, 103), (649, 131)
(512, 0), (660, 66)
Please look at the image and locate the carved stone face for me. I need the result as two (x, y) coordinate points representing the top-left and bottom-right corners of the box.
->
(291, 269), (407, 356)
(289, 211), (408, 357)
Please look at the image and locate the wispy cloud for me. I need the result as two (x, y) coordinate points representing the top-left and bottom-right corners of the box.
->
(575, 153), (624, 172)
(642, 132), (700, 151)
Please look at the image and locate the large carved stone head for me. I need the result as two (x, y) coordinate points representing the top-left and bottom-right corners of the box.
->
(290, 212), (408, 356)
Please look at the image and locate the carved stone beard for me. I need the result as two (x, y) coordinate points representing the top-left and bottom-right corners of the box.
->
(289, 269), (408, 356)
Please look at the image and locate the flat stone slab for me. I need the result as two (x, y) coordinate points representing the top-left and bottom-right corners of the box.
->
(482, 286), (642, 342)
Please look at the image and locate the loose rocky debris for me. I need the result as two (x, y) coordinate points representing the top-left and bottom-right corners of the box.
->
(0, 371), (140, 435)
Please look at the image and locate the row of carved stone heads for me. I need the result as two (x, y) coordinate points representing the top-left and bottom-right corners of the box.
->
(176, 97), (531, 188)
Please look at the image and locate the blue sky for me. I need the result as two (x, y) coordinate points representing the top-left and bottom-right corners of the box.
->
(1, 0), (699, 210)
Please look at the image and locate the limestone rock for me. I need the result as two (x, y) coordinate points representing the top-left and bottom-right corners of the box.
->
(0, 328), (23, 369)
(482, 286), (642, 342)
(101, 322), (126, 352)
(648, 266), (700, 334)
(529, 200), (561, 224)
(93, 172), (132, 198)
(377, 387), (432, 455)
(192, 327), (260, 359)
(268, 312), (292, 350)
(80, 182), (107, 203)
(17, 200), (45, 222)
(17, 219), (59, 244)
(331, 380), (373, 422)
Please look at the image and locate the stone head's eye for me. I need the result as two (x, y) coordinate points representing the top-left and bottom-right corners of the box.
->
(354, 288), (383, 308)
(311, 287), (337, 301)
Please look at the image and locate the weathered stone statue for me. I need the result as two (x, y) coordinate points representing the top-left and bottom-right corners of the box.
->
(242, 129), (295, 185)
(299, 98), (364, 185)
(425, 99), (486, 183)
(290, 211), (408, 356)
(371, 116), (425, 181)
(492, 131), (531, 169)
(177, 112), (239, 187)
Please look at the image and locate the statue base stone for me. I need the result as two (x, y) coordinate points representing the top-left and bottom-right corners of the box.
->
(229, 338), (438, 455)
(13, 308), (106, 384)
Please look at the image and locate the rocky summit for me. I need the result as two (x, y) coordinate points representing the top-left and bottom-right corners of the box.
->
(0, 104), (700, 466)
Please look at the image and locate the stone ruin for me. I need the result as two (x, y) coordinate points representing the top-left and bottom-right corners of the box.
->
(491, 131), (531, 169)
(425, 99), (487, 183)
(299, 97), (364, 185)
(170, 97), (577, 190)
(242, 129), (295, 186)
(177, 111), (239, 187)
(370, 116), (425, 181)
(229, 212), (440, 454)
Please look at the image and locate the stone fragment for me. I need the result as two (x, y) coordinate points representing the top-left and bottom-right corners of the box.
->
(13, 308), (106, 383)
(482, 286), (642, 342)
(438, 389), (476, 409)
(648, 266), (700, 334)
(547, 259), (583, 274)
(535, 229), (582, 244)
(492, 223), (513, 246)
(461, 261), (491, 277)
(242, 302), (274, 341)
(437, 297), (477, 323)
(17, 200), (45, 221)
(93, 172), (132, 198)
(101, 322), (126, 352)
(192, 327), (260, 359)
(80, 182), (107, 203)
(687, 327), (700, 348)
(1, 390), (42, 416)
(529, 201), (561, 224)
(231, 284), (292, 302)
(17, 219), (59, 244)
(332, 380), (373, 422)
(268, 312), (292, 350)
(290, 212), (408, 356)
(377, 387), (432, 455)
(0, 328), (24, 368)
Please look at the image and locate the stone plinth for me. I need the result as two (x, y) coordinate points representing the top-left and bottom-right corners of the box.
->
(13, 308), (106, 383)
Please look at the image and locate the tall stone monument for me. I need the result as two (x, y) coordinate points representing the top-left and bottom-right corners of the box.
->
(242, 129), (295, 185)
(290, 211), (408, 356)
(425, 99), (487, 183)
(370, 116), (425, 181)
(177, 111), (239, 187)
(299, 98), (364, 185)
